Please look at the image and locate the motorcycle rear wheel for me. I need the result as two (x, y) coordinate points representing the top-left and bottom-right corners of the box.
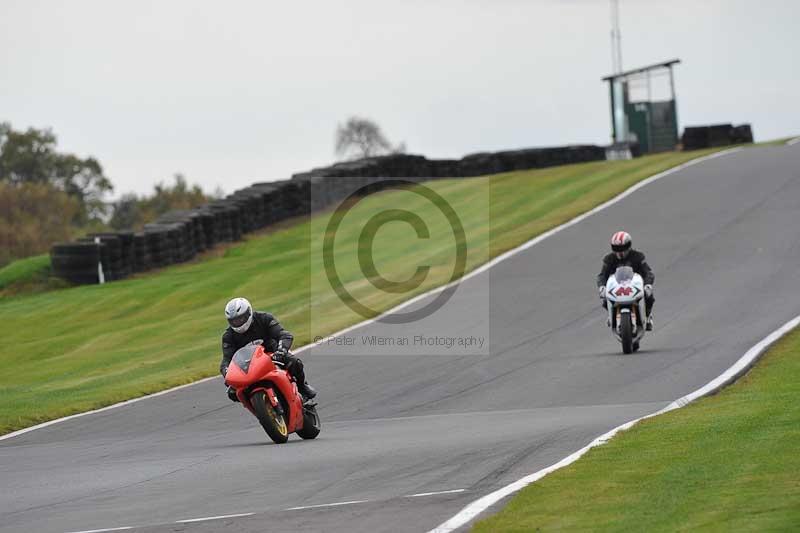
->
(251, 390), (289, 444)
(620, 313), (634, 354)
(296, 404), (321, 440)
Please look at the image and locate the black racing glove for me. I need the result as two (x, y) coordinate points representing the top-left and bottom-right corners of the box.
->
(227, 385), (239, 403)
(273, 345), (289, 364)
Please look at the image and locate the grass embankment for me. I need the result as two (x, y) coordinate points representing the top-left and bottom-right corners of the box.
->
(0, 254), (65, 298)
(474, 327), (800, 532)
(0, 149), (722, 434)
(754, 136), (799, 147)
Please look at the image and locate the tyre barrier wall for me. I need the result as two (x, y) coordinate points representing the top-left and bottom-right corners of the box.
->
(681, 123), (753, 150)
(50, 144), (607, 285)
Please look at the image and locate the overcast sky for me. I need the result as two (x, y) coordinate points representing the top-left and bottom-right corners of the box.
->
(2, 0), (798, 198)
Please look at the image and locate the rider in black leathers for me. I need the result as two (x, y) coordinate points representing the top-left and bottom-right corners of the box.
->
(220, 297), (316, 401)
(597, 231), (655, 330)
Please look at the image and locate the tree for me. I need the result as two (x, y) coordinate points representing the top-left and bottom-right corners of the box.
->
(0, 182), (79, 266)
(108, 193), (142, 231)
(334, 116), (405, 160)
(0, 122), (113, 223)
(109, 174), (211, 231)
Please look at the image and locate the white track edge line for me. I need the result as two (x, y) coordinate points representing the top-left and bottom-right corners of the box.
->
(176, 512), (255, 523)
(428, 312), (800, 533)
(406, 489), (466, 498)
(65, 527), (133, 533)
(286, 500), (370, 511)
(0, 376), (218, 441)
(787, 136), (800, 146)
(0, 148), (741, 443)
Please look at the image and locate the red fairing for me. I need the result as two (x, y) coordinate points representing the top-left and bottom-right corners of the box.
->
(224, 345), (305, 433)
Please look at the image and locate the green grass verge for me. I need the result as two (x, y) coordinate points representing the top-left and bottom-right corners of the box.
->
(0, 254), (50, 289)
(753, 135), (799, 147)
(0, 149), (723, 434)
(473, 328), (800, 532)
(0, 254), (66, 297)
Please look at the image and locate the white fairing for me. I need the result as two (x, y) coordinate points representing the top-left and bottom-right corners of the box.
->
(604, 266), (646, 347)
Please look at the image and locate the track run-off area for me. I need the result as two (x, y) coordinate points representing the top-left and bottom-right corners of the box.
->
(2, 142), (799, 533)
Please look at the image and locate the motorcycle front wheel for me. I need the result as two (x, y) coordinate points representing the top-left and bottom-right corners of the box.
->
(620, 312), (634, 354)
(296, 404), (321, 440)
(251, 390), (289, 444)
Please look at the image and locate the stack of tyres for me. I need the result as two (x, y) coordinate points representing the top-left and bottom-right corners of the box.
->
(117, 231), (135, 276)
(227, 191), (261, 233)
(681, 124), (753, 150)
(206, 201), (236, 242)
(133, 232), (150, 272)
(195, 207), (219, 248)
(50, 242), (104, 284)
(277, 181), (309, 219)
(157, 224), (185, 264)
(209, 205), (231, 242)
(223, 196), (250, 234)
(231, 187), (274, 230)
(148, 224), (181, 264)
(144, 227), (172, 268)
(255, 181), (293, 223)
(190, 214), (206, 252)
(168, 222), (192, 262)
(244, 187), (271, 229)
(290, 147), (606, 182)
(288, 177), (338, 212)
(292, 180), (312, 214)
(88, 232), (134, 279)
(177, 222), (196, 261)
(708, 125), (733, 147)
(731, 124), (754, 144)
(156, 212), (203, 258)
(78, 235), (123, 281)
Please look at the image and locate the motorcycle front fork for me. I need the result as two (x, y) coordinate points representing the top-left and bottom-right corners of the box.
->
(608, 305), (640, 332)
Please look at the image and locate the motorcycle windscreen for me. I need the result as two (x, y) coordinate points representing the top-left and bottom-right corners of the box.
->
(614, 266), (634, 283)
(232, 344), (259, 374)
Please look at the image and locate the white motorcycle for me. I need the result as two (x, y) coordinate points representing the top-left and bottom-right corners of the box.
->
(604, 266), (646, 354)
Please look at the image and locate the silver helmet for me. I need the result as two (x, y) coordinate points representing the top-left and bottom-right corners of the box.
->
(225, 297), (253, 333)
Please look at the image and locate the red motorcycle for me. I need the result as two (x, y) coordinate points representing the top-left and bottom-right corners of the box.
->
(224, 342), (321, 444)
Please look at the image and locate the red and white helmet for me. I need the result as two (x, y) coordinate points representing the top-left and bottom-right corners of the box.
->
(610, 231), (632, 258)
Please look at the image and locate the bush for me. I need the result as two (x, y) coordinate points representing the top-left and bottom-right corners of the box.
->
(0, 182), (79, 267)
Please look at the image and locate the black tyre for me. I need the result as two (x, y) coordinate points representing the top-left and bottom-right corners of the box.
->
(620, 312), (633, 354)
(251, 390), (289, 444)
(296, 404), (321, 440)
(51, 242), (102, 256)
(53, 253), (103, 267)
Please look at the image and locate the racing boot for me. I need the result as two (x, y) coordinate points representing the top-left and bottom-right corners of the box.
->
(298, 381), (317, 400)
(288, 357), (317, 400)
(645, 296), (655, 331)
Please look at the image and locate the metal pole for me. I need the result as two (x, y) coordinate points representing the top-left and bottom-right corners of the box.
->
(609, 80), (617, 143)
(669, 64), (679, 147)
(646, 71), (653, 152)
(94, 236), (105, 284)
(610, 0), (623, 74)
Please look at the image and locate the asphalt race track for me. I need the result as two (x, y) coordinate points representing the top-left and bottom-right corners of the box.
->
(2, 144), (799, 533)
